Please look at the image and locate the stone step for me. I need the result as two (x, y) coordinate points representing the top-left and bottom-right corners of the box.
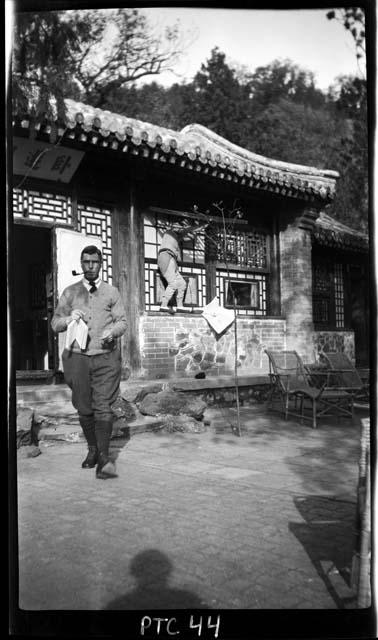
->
(32, 402), (77, 418)
(16, 373), (270, 405)
(18, 395), (224, 444)
(36, 415), (168, 443)
(17, 387), (72, 405)
(18, 398), (187, 442)
(171, 374), (270, 391)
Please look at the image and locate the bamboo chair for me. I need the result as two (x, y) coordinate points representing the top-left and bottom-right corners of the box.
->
(265, 350), (354, 429)
(322, 352), (370, 404)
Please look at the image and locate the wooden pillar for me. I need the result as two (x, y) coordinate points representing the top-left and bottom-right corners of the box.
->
(113, 183), (142, 376)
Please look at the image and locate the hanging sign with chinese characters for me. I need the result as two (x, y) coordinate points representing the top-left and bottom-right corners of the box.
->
(13, 137), (85, 183)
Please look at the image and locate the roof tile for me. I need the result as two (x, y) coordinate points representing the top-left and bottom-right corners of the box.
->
(14, 98), (340, 203)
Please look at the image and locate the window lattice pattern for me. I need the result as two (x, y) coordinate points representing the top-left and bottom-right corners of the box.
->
(313, 262), (331, 294)
(334, 263), (345, 328)
(216, 270), (267, 316)
(216, 230), (267, 269)
(78, 204), (113, 283)
(13, 188), (72, 224)
(313, 260), (331, 325)
(182, 234), (205, 264)
(144, 213), (205, 264)
(313, 297), (330, 324)
(312, 259), (345, 328)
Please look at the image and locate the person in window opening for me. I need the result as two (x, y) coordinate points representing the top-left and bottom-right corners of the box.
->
(51, 245), (127, 479)
(158, 219), (208, 313)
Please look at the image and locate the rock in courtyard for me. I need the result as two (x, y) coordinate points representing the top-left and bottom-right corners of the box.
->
(17, 444), (41, 458)
(111, 396), (137, 422)
(16, 405), (45, 448)
(16, 406), (34, 434)
(139, 390), (206, 419)
(120, 383), (163, 404)
(156, 414), (207, 434)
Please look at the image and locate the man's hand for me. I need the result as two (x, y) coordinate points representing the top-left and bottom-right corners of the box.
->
(101, 329), (114, 345)
(71, 309), (85, 323)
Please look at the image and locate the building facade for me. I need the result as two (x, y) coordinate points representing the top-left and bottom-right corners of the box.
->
(11, 99), (369, 383)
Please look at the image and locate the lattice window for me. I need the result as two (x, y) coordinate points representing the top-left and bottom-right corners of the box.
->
(215, 229), (268, 269)
(312, 258), (345, 329)
(313, 260), (331, 326)
(182, 234), (205, 264)
(78, 204), (113, 283)
(313, 262), (331, 294)
(144, 212), (205, 264)
(334, 263), (345, 328)
(216, 270), (268, 317)
(313, 297), (330, 324)
(144, 213), (206, 310)
(13, 187), (72, 224)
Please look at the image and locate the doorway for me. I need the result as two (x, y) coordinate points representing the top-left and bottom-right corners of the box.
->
(13, 224), (53, 373)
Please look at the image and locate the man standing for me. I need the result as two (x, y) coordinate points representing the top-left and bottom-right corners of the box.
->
(51, 245), (127, 479)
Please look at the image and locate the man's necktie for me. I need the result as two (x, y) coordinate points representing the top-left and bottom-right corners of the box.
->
(89, 284), (97, 293)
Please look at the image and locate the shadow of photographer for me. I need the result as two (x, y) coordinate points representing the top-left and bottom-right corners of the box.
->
(106, 549), (208, 610)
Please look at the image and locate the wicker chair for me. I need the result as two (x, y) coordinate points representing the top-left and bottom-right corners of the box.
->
(322, 352), (369, 404)
(265, 350), (354, 429)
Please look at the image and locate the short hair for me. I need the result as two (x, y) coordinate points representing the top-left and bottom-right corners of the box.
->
(80, 245), (102, 262)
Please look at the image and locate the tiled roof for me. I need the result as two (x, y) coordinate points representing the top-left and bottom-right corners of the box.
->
(313, 212), (368, 251)
(14, 98), (339, 204)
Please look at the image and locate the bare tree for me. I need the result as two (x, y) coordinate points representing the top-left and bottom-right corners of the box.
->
(327, 8), (366, 75)
(71, 8), (195, 107)
(12, 7), (194, 117)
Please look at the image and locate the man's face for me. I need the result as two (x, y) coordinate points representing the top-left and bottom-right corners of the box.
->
(81, 252), (101, 281)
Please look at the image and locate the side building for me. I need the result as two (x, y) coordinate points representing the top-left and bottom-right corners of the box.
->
(11, 99), (369, 383)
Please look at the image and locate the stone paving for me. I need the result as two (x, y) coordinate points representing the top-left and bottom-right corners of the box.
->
(15, 401), (369, 617)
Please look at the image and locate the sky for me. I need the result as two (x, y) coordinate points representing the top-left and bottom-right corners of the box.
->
(139, 7), (365, 91)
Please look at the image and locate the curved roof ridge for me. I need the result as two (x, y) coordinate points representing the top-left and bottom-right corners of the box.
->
(316, 211), (368, 238)
(181, 123), (339, 179)
(13, 98), (339, 203)
(64, 99), (339, 180)
(65, 98), (180, 138)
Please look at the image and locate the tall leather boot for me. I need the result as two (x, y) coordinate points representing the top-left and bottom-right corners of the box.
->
(95, 419), (118, 479)
(79, 415), (98, 469)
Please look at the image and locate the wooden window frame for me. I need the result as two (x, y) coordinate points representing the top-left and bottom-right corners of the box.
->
(312, 253), (347, 331)
(224, 278), (260, 310)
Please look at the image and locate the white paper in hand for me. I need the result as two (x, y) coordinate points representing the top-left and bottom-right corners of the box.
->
(202, 297), (235, 334)
(65, 318), (88, 350)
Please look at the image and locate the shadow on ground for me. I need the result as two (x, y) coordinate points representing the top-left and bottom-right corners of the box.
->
(281, 408), (368, 496)
(124, 404), (366, 500)
(105, 549), (208, 609)
(109, 427), (131, 463)
(290, 495), (357, 609)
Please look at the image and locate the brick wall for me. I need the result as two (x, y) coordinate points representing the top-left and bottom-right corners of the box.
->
(313, 331), (355, 363)
(140, 313), (286, 379)
(139, 219), (353, 379)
